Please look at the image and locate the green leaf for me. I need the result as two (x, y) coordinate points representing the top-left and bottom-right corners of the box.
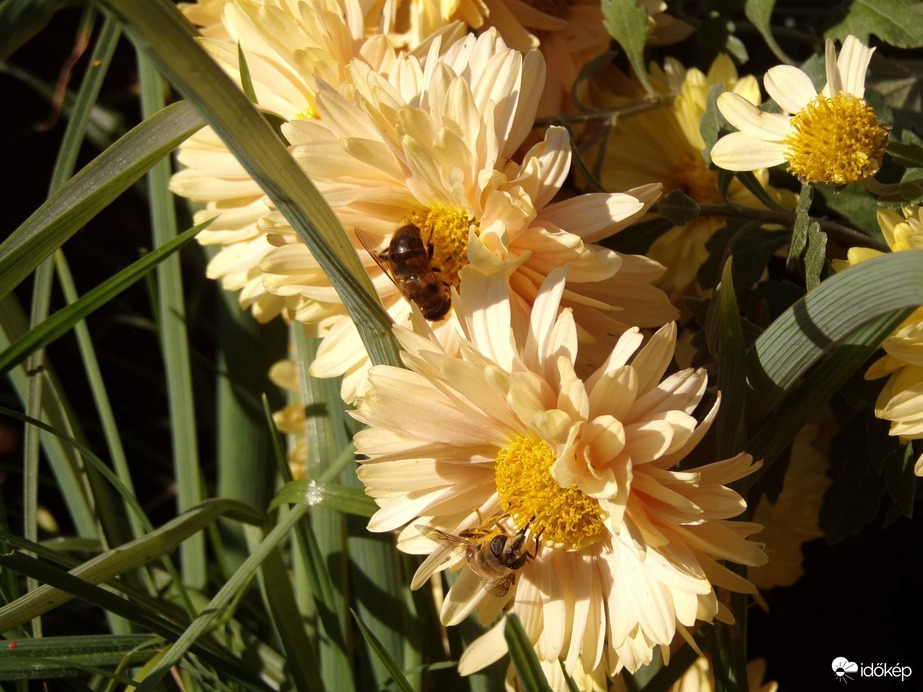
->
(699, 84), (727, 156)
(133, 504), (309, 691)
(656, 190), (700, 226)
(824, 0), (923, 49)
(0, 499), (263, 631)
(744, 0), (794, 64)
(747, 251), (923, 420)
(0, 100), (204, 302)
(812, 182), (881, 238)
(716, 260), (747, 457)
(505, 614), (552, 692)
(272, 480), (377, 517)
(804, 222), (828, 292)
(601, 0), (652, 95)
(0, 224), (204, 377)
(237, 42), (258, 103)
(887, 139), (923, 169)
(0, 634), (157, 681)
(351, 609), (415, 692)
(786, 183), (813, 273)
(0, 552), (262, 687)
(879, 432), (917, 518)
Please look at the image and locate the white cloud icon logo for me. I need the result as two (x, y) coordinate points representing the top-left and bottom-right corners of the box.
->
(832, 657), (859, 682)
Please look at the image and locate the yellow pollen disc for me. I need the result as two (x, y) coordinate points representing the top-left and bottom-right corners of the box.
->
(411, 205), (477, 291)
(783, 93), (889, 185)
(667, 154), (722, 204)
(295, 101), (320, 121)
(494, 436), (607, 550)
(526, 0), (573, 18)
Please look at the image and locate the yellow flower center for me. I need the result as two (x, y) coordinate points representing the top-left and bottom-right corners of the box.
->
(494, 436), (607, 550)
(295, 101), (320, 121)
(783, 93), (889, 185)
(525, 0), (573, 18)
(411, 205), (477, 290)
(667, 154), (722, 204)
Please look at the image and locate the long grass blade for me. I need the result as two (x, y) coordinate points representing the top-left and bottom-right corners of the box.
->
(0, 634), (157, 681)
(351, 609), (415, 692)
(504, 614), (552, 692)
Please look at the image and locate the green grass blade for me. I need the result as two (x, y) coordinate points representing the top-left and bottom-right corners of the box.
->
(0, 296), (98, 539)
(351, 609), (415, 692)
(0, 100), (204, 302)
(54, 251), (145, 542)
(245, 522), (323, 691)
(132, 504), (309, 691)
(138, 52), (205, 590)
(0, 552), (264, 687)
(748, 251), (923, 420)
(271, 481), (376, 517)
(0, 498), (263, 631)
(99, 0), (402, 368)
(504, 614), (552, 692)
(0, 634), (157, 682)
(0, 225), (204, 377)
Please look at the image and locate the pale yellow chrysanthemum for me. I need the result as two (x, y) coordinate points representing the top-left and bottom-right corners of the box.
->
(596, 55), (794, 298)
(749, 423), (830, 590)
(392, 0), (691, 116)
(352, 268), (766, 688)
(836, 206), (923, 475)
(261, 28), (676, 402)
(712, 35), (890, 185)
(170, 0), (463, 325)
(269, 359), (309, 479)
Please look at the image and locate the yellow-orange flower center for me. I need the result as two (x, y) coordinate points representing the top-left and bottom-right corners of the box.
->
(494, 436), (607, 550)
(666, 154), (722, 204)
(411, 205), (477, 290)
(783, 93), (889, 185)
(295, 100), (320, 121)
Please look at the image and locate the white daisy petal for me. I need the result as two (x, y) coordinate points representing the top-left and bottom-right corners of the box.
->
(764, 65), (818, 114)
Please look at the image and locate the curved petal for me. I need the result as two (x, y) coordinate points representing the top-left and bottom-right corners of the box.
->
(717, 92), (791, 140)
(710, 132), (788, 171)
(764, 65), (817, 114)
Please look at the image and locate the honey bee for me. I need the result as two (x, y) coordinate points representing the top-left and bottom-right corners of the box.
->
(416, 522), (539, 597)
(357, 223), (452, 321)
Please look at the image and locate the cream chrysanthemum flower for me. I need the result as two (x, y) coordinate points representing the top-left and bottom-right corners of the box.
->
(170, 0), (463, 325)
(612, 656), (776, 692)
(352, 268), (766, 687)
(596, 55), (794, 298)
(836, 206), (923, 475)
(261, 28), (676, 402)
(711, 35), (890, 185)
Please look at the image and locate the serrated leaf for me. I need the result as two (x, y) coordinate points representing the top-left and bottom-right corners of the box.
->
(505, 615), (552, 692)
(601, 0), (652, 95)
(824, 0), (923, 49)
(700, 84), (727, 156)
(887, 139), (923, 168)
(744, 0), (794, 64)
(786, 183), (813, 272)
(656, 189), (701, 226)
(804, 222), (828, 291)
(812, 182), (882, 237)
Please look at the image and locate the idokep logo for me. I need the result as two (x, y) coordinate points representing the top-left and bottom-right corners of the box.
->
(832, 657), (913, 683)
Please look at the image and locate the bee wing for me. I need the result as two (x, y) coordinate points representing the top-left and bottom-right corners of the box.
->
(415, 524), (476, 565)
(485, 574), (515, 598)
(355, 229), (396, 282)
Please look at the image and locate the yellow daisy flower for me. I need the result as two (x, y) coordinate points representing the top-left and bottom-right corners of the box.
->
(711, 35), (890, 185)
(837, 206), (923, 475)
(353, 268), (766, 685)
(261, 28), (676, 402)
(595, 54), (793, 298)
